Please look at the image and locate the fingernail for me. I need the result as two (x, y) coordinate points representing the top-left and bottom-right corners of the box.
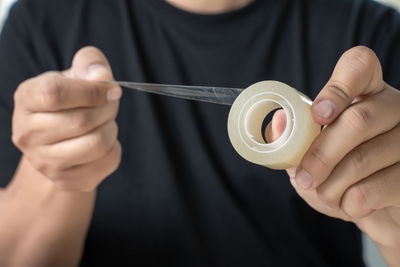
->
(86, 64), (108, 80)
(313, 99), (334, 119)
(295, 169), (313, 189)
(107, 87), (122, 101)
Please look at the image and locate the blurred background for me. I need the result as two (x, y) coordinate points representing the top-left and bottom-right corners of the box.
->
(0, 0), (399, 266)
(0, 0), (15, 27)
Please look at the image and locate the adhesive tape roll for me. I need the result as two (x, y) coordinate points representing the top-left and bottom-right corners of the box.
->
(227, 81), (320, 170)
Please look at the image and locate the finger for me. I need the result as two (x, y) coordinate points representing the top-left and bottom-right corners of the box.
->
(26, 101), (119, 145)
(52, 141), (122, 192)
(316, 124), (400, 209)
(64, 46), (114, 81)
(355, 208), (400, 249)
(264, 109), (286, 143)
(341, 162), (400, 218)
(312, 46), (384, 125)
(17, 72), (121, 112)
(294, 86), (400, 190)
(288, 176), (346, 219)
(37, 120), (118, 169)
(263, 109), (299, 179)
(317, 125), (400, 209)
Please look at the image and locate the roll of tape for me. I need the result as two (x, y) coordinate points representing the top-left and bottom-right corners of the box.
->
(227, 81), (320, 170)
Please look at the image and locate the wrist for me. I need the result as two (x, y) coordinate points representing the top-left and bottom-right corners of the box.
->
(14, 156), (97, 194)
(1, 157), (97, 267)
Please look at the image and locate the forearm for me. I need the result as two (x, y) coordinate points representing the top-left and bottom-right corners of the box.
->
(0, 157), (96, 267)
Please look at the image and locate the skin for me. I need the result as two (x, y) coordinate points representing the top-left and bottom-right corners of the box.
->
(0, 47), (122, 266)
(0, 1), (398, 266)
(265, 46), (400, 266)
(165, 0), (254, 14)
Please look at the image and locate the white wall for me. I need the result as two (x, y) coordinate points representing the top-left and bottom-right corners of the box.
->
(380, 0), (400, 10)
(0, 0), (16, 28)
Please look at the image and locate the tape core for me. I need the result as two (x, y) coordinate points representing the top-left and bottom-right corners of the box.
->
(244, 97), (294, 152)
(228, 81), (320, 169)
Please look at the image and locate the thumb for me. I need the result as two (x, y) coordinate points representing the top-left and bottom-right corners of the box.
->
(264, 109), (287, 143)
(64, 46), (114, 81)
(311, 46), (384, 125)
(264, 109), (297, 178)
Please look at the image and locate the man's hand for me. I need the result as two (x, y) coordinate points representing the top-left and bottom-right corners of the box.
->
(266, 46), (400, 266)
(12, 46), (122, 192)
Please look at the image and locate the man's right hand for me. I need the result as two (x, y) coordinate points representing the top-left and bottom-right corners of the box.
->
(11, 47), (122, 192)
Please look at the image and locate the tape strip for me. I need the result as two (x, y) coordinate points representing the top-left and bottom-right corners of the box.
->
(227, 81), (320, 170)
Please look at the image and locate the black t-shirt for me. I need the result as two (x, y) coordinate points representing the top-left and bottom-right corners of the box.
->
(0, 0), (399, 266)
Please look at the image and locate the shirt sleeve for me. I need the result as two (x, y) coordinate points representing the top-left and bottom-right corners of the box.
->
(0, 1), (43, 187)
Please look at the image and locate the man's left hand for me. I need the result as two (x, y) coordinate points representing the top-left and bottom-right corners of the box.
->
(266, 46), (400, 266)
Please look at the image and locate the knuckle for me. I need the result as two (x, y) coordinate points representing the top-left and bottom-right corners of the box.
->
(308, 147), (330, 168)
(29, 155), (65, 180)
(88, 131), (109, 155)
(347, 185), (367, 207)
(110, 121), (119, 145)
(316, 186), (339, 209)
(342, 105), (371, 131)
(39, 76), (63, 108)
(326, 82), (353, 103)
(11, 131), (31, 149)
(105, 142), (122, 174)
(88, 85), (105, 105)
(348, 147), (367, 171)
(111, 102), (119, 118)
(70, 111), (91, 130)
(111, 120), (119, 136)
(13, 88), (21, 104)
(14, 81), (27, 104)
(112, 142), (122, 164)
(51, 160), (68, 174)
(31, 158), (52, 178)
(43, 169), (59, 181)
(342, 185), (368, 218)
(15, 79), (35, 107)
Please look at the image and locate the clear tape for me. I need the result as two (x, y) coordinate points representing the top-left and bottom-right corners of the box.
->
(110, 80), (319, 169)
(228, 81), (320, 169)
(112, 81), (243, 105)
